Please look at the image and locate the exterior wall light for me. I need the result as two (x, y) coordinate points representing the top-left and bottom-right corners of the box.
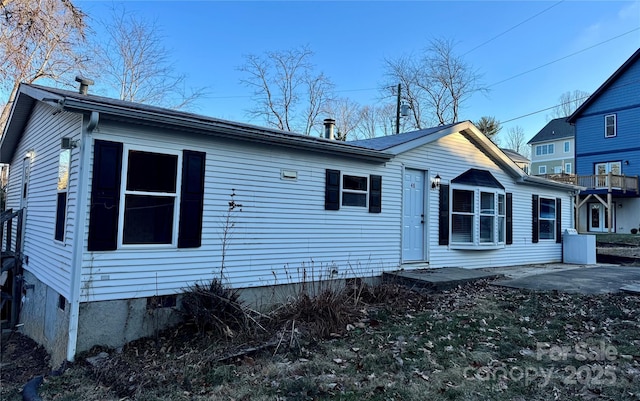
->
(431, 174), (441, 190)
(25, 149), (35, 159)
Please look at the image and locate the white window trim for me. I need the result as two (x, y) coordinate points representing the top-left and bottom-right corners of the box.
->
(539, 165), (547, 175)
(605, 114), (617, 138)
(341, 173), (368, 208)
(538, 197), (557, 241)
(564, 141), (570, 153)
(450, 185), (506, 250)
(565, 163), (572, 174)
(117, 145), (182, 249)
(54, 148), (71, 244)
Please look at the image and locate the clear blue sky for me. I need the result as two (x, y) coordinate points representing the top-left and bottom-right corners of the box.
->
(79, 0), (640, 146)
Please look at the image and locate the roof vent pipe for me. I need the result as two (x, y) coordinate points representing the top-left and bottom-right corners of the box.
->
(323, 118), (336, 140)
(75, 76), (94, 95)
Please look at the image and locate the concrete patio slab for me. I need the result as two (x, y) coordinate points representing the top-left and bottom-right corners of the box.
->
(493, 265), (640, 294)
(383, 267), (503, 291)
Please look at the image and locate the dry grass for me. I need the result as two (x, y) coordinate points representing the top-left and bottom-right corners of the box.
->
(18, 281), (640, 400)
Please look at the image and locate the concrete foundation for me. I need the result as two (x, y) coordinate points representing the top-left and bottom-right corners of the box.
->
(19, 270), (70, 368)
(18, 274), (380, 361)
(76, 296), (183, 353)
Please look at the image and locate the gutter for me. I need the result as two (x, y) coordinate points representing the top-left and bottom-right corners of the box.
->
(59, 98), (392, 163)
(66, 111), (98, 362)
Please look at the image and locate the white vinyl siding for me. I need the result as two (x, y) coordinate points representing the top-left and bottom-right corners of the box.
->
(77, 125), (572, 302)
(80, 123), (401, 302)
(4, 103), (81, 300)
(397, 133), (570, 269)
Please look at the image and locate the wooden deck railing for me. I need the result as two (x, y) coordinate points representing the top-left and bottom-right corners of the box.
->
(542, 173), (639, 193)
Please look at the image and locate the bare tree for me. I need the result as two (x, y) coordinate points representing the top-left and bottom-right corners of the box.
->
(475, 116), (502, 142)
(0, 0), (88, 129)
(92, 7), (206, 109)
(504, 125), (530, 159)
(239, 45), (334, 135)
(324, 98), (362, 141)
(357, 103), (397, 139)
(384, 38), (486, 129)
(548, 90), (590, 119)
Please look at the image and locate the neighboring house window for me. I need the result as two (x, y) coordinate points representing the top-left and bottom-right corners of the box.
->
(532, 195), (561, 243)
(564, 141), (570, 153)
(554, 166), (562, 174)
(325, 169), (381, 213)
(55, 148), (71, 242)
(565, 163), (572, 174)
(539, 166), (547, 175)
(605, 114), (617, 138)
(450, 188), (506, 247)
(535, 144), (554, 156)
(88, 140), (206, 251)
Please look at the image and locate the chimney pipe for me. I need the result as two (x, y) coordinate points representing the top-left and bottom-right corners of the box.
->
(75, 76), (94, 95)
(323, 118), (336, 140)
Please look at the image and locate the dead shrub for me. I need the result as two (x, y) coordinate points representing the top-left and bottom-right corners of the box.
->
(181, 279), (249, 337)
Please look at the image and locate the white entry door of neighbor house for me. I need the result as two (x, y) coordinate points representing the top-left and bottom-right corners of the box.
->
(402, 169), (426, 262)
(588, 202), (616, 232)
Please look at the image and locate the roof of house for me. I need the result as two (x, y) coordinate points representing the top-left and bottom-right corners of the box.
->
(0, 83), (392, 164)
(1, 83), (581, 191)
(500, 148), (530, 164)
(350, 120), (579, 190)
(527, 117), (574, 144)
(349, 123), (457, 150)
(567, 48), (640, 123)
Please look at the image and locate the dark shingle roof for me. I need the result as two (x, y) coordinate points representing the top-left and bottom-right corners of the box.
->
(348, 123), (457, 150)
(527, 117), (574, 144)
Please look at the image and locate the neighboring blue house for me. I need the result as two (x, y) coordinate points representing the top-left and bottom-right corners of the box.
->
(567, 48), (640, 233)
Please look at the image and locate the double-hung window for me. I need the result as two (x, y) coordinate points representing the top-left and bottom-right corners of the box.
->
(538, 198), (556, 240)
(342, 175), (368, 207)
(88, 140), (206, 251)
(605, 114), (617, 138)
(535, 144), (554, 156)
(120, 149), (180, 246)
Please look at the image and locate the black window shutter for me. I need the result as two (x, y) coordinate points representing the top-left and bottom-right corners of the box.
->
(532, 194), (539, 243)
(178, 150), (206, 248)
(555, 198), (562, 243)
(369, 175), (382, 213)
(506, 192), (513, 245)
(88, 140), (123, 251)
(325, 169), (340, 210)
(438, 184), (450, 245)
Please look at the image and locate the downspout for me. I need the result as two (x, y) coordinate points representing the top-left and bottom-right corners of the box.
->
(66, 110), (98, 362)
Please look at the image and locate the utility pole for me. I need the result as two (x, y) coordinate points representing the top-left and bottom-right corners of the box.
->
(395, 83), (401, 134)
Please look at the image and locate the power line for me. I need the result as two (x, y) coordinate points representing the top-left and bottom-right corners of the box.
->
(463, 0), (565, 56)
(488, 27), (640, 88)
(500, 79), (640, 124)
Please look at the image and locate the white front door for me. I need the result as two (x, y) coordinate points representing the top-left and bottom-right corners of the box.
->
(402, 169), (425, 261)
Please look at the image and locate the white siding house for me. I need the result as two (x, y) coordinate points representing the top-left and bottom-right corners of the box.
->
(0, 83), (581, 366)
